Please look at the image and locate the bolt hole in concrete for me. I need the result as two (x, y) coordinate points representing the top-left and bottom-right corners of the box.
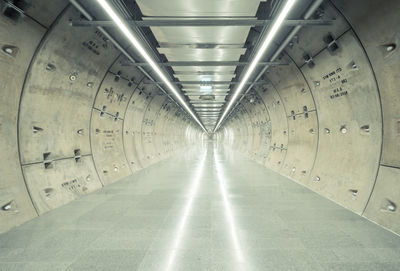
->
(45, 63), (56, 71)
(1, 200), (13, 211)
(386, 43), (396, 52)
(2, 45), (18, 56)
(32, 126), (43, 133)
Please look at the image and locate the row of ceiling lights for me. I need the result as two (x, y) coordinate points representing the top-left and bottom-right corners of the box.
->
(95, 0), (297, 133)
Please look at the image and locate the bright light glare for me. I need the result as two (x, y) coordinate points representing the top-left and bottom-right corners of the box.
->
(166, 151), (207, 271)
(201, 78), (213, 93)
(214, 148), (244, 262)
(200, 85), (213, 93)
(214, 0), (297, 131)
(96, 0), (206, 131)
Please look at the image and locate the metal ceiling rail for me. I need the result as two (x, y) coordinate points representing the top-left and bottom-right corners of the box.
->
(192, 106), (223, 108)
(193, 105), (223, 107)
(193, 108), (223, 110)
(197, 111), (221, 114)
(191, 103), (224, 105)
(194, 107), (223, 109)
(190, 100), (224, 102)
(122, 61), (287, 67)
(183, 87), (230, 91)
(191, 102), (224, 105)
(191, 101), (224, 103)
(216, 0), (325, 130)
(158, 43), (245, 49)
(185, 93), (229, 95)
(144, 81), (269, 85)
(71, 19), (334, 27)
(186, 94), (232, 96)
(175, 71), (236, 75)
(186, 91), (236, 93)
(142, 16), (257, 19)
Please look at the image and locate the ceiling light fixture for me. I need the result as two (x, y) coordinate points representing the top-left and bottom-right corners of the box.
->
(95, 0), (207, 132)
(214, 0), (297, 132)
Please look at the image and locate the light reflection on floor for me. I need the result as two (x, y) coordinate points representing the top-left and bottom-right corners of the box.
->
(0, 143), (400, 271)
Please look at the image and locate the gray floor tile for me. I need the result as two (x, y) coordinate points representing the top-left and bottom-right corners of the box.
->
(0, 145), (400, 271)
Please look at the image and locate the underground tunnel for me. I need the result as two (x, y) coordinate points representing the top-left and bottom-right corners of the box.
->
(0, 0), (399, 270)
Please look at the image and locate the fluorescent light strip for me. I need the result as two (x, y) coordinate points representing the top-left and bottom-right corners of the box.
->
(96, 0), (206, 132)
(214, 0), (297, 132)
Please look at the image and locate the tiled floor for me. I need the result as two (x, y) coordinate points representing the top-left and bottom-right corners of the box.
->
(1, 144), (400, 270)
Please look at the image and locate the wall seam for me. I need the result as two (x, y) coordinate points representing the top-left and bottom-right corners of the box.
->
(16, 4), (72, 216)
(328, 0), (385, 216)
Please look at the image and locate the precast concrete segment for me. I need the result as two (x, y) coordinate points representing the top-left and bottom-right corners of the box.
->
(0, 1), (46, 232)
(0, 3), (202, 233)
(0, 145), (399, 270)
(218, 0), (400, 235)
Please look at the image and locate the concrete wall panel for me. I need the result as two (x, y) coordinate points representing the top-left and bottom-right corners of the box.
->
(22, 156), (101, 215)
(219, 1), (393, 231)
(153, 101), (172, 160)
(90, 111), (131, 185)
(19, 8), (119, 164)
(301, 31), (382, 213)
(24, 0), (69, 28)
(94, 72), (135, 118)
(141, 93), (167, 166)
(0, 9), (45, 232)
(363, 166), (400, 234)
(282, 111), (318, 181)
(267, 59), (316, 114)
(255, 83), (288, 171)
(332, 0), (400, 168)
(0, 5), (200, 233)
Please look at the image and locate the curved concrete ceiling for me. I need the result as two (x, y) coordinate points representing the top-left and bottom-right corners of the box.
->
(0, 0), (399, 242)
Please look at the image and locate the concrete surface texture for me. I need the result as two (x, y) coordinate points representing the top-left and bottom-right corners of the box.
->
(0, 0), (400, 270)
(1, 144), (400, 271)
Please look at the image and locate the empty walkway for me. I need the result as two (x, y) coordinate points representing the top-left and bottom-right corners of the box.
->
(1, 144), (400, 271)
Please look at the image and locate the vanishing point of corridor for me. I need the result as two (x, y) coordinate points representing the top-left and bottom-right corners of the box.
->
(1, 143), (400, 270)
